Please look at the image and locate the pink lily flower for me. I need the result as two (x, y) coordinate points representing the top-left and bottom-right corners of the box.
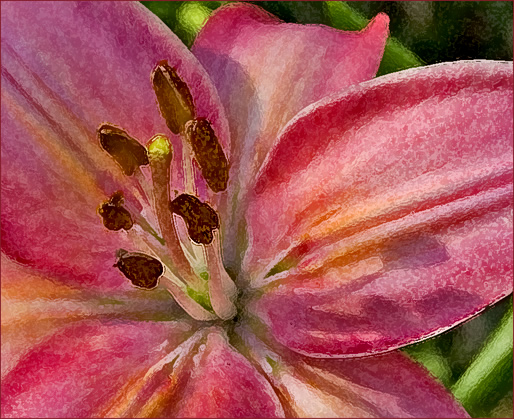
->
(1, 2), (512, 418)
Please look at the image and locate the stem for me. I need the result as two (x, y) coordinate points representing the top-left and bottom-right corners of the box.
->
(451, 297), (513, 415)
(134, 215), (165, 246)
(181, 136), (196, 195)
(122, 199), (165, 245)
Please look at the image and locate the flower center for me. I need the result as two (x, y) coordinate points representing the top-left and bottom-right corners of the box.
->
(97, 61), (236, 322)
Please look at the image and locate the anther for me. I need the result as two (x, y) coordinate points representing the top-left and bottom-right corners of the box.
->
(98, 191), (133, 231)
(98, 124), (149, 176)
(114, 249), (164, 290)
(169, 194), (219, 245)
(184, 118), (229, 193)
(151, 60), (195, 134)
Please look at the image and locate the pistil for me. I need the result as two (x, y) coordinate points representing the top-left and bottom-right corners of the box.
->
(147, 135), (204, 291)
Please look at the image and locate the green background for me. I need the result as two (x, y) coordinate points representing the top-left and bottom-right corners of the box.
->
(141, 2), (513, 417)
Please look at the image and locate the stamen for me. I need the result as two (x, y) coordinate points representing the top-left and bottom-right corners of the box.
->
(122, 201), (166, 246)
(169, 194), (219, 245)
(182, 140), (196, 195)
(98, 191), (133, 231)
(98, 124), (149, 176)
(114, 249), (164, 290)
(147, 135), (204, 291)
(132, 167), (154, 208)
(109, 190), (124, 206)
(151, 60), (195, 134)
(173, 215), (208, 281)
(184, 118), (229, 193)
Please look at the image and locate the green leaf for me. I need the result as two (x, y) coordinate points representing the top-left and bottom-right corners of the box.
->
(377, 37), (424, 76)
(325, 1), (369, 30)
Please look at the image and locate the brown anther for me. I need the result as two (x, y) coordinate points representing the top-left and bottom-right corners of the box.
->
(185, 118), (229, 193)
(109, 190), (125, 207)
(114, 249), (164, 290)
(151, 60), (195, 134)
(169, 194), (219, 245)
(98, 191), (133, 231)
(98, 124), (149, 176)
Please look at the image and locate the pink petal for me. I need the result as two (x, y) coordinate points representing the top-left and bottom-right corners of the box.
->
(1, 254), (183, 378)
(298, 353), (469, 418)
(246, 61), (513, 357)
(1, 1), (229, 290)
(192, 3), (389, 267)
(244, 60), (513, 282)
(1, 318), (195, 418)
(1, 108), (134, 291)
(172, 328), (284, 418)
(238, 325), (468, 418)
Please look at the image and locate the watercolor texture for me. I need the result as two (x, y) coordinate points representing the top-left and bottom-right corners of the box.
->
(1, 1), (512, 418)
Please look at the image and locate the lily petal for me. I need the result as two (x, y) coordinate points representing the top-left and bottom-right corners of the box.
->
(1, 254), (185, 378)
(238, 325), (469, 418)
(1, 107), (135, 291)
(171, 328), (285, 418)
(1, 317), (195, 418)
(192, 3), (389, 268)
(94, 327), (285, 418)
(246, 60), (513, 357)
(245, 60), (512, 282)
(1, 1), (229, 290)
